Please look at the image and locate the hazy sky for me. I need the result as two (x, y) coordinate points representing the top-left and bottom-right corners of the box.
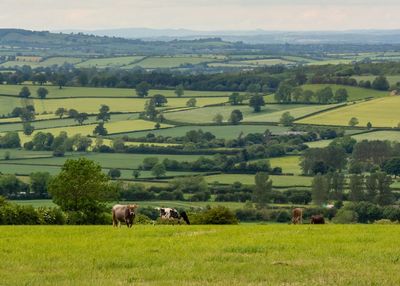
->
(1, 0), (399, 31)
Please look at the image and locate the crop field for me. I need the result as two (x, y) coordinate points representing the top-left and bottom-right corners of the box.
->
(0, 148), (54, 159)
(1, 225), (399, 285)
(301, 84), (389, 101)
(0, 113), (138, 133)
(0, 84), (232, 98)
(0, 96), (228, 116)
(76, 56), (144, 68)
(297, 96), (400, 128)
(205, 174), (312, 187)
(164, 104), (331, 124)
(351, 131), (400, 142)
(111, 125), (291, 139)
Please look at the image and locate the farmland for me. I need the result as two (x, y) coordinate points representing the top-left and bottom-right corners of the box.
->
(1, 225), (399, 285)
(300, 84), (389, 101)
(296, 96), (400, 127)
(164, 104), (337, 124)
(0, 84), (232, 98)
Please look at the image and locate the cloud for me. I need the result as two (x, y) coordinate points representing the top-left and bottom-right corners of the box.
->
(0, 0), (399, 31)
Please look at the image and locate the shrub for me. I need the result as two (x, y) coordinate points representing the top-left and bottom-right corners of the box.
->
(37, 207), (66, 224)
(195, 206), (238, 224)
(135, 214), (154, 225)
(333, 209), (358, 224)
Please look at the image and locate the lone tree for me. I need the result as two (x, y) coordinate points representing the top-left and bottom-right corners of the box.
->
(108, 168), (121, 179)
(136, 81), (150, 97)
(186, 98), (197, 107)
(19, 86), (31, 98)
(152, 94), (168, 107)
(213, 113), (224, 124)
(22, 122), (35, 135)
(280, 111), (295, 126)
(249, 94), (265, 112)
(252, 172), (272, 209)
(349, 117), (359, 127)
(175, 84), (184, 97)
(144, 99), (158, 120)
(366, 122), (372, 129)
(229, 109), (243, 125)
(132, 170), (141, 179)
(75, 112), (89, 125)
(93, 122), (108, 136)
(229, 92), (244, 105)
(48, 158), (111, 212)
(55, 107), (67, 119)
(37, 87), (48, 99)
(96, 105), (111, 122)
(372, 76), (390, 91)
(68, 109), (79, 118)
(151, 163), (166, 178)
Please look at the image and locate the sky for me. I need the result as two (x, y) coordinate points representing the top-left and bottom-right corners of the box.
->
(0, 0), (399, 31)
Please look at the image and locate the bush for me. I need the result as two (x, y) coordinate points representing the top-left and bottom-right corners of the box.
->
(275, 210), (291, 223)
(37, 207), (66, 224)
(138, 207), (159, 220)
(135, 214), (154, 225)
(333, 209), (358, 224)
(373, 219), (399, 225)
(195, 206), (238, 224)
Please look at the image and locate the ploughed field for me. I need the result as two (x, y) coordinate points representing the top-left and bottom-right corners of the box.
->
(1, 225), (399, 285)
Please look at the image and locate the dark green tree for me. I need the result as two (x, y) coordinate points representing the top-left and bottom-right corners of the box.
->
(96, 105), (110, 122)
(229, 109), (243, 125)
(19, 86), (31, 98)
(136, 81), (150, 97)
(37, 87), (48, 99)
(249, 94), (265, 112)
(252, 172), (272, 209)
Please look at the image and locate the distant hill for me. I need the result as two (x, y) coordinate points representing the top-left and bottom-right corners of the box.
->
(56, 28), (400, 44)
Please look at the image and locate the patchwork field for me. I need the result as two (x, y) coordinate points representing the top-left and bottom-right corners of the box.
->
(1, 225), (399, 285)
(0, 84), (232, 98)
(5, 119), (172, 144)
(76, 56), (144, 68)
(301, 84), (389, 101)
(164, 104), (334, 124)
(0, 96), (228, 116)
(205, 174), (312, 187)
(130, 56), (219, 69)
(0, 57), (83, 68)
(297, 96), (400, 128)
(110, 125), (291, 140)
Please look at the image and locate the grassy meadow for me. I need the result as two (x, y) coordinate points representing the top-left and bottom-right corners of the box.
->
(1, 225), (400, 285)
(296, 96), (400, 127)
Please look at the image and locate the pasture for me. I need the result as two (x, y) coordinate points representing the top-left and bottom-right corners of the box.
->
(164, 104), (334, 124)
(296, 96), (400, 128)
(130, 56), (219, 69)
(6, 119), (173, 144)
(0, 84), (232, 98)
(0, 225), (399, 285)
(300, 84), (389, 101)
(76, 56), (144, 68)
(205, 174), (312, 187)
(110, 125), (291, 140)
(0, 96), (228, 116)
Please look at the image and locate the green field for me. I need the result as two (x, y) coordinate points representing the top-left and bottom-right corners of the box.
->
(0, 57), (83, 68)
(0, 96), (228, 116)
(301, 84), (389, 101)
(205, 174), (312, 187)
(0, 84), (232, 98)
(297, 96), (400, 128)
(351, 131), (400, 142)
(164, 104), (334, 124)
(110, 125), (291, 140)
(0, 152), (212, 170)
(130, 56), (219, 69)
(268, 156), (302, 175)
(1, 225), (399, 285)
(76, 56), (144, 68)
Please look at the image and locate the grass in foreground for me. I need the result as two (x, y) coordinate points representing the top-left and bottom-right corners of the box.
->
(0, 225), (399, 285)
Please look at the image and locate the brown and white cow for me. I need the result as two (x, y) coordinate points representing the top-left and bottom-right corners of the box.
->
(292, 208), (303, 224)
(112, 204), (138, 228)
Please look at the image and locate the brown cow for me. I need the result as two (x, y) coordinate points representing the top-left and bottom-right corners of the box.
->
(292, 208), (303, 224)
(112, 204), (138, 228)
(310, 215), (325, 224)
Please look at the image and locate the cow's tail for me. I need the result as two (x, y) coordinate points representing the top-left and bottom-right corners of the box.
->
(180, 211), (190, 225)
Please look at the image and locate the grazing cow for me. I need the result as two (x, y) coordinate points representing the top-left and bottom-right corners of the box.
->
(112, 204), (138, 228)
(310, 215), (325, 224)
(292, 208), (303, 224)
(157, 208), (190, 225)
